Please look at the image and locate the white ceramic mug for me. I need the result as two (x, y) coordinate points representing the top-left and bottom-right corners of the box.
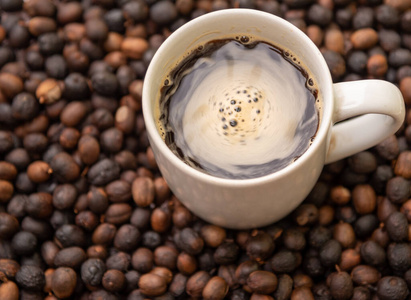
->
(142, 9), (405, 229)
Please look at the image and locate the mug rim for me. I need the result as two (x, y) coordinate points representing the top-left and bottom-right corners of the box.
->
(142, 8), (334, 186)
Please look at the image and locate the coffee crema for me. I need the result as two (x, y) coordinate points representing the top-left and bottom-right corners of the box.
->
(155, 36), (321, 179)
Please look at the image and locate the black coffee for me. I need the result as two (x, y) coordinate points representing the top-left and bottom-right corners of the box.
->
(155, 36), (321, 179)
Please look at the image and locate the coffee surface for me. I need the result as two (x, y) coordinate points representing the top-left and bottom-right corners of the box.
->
(156, 38), (320, 179)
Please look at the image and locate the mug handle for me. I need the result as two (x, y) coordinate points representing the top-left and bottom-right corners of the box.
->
(325, 80), (405, 164)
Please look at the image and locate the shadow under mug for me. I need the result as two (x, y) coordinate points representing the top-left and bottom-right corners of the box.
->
(142, 9), (405, 229)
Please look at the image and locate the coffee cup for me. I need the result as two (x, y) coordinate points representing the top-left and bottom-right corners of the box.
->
(142, 9), (405, 229)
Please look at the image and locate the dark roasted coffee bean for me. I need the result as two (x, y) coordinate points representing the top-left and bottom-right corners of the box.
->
(75, 210), (98, 231)
(387, 243), (411, 272)
(91, 71), (118, 96)
(106, 180), (131, 203)
(272, 274), (293, 300)
(354, 214), (379, 238)
(375, 4), (400, 27)
(81, 258), (106, 287)
(92, 223), (116, 246)
(377, 276), (409, 300)
(385, 211), (409, 242)
(270, 250), (299, 273)
(15, 265), (45, 292)
(114, 224), (140, 252)
(11, 93), (39, 121)
(360, 240), (386, 266)
(106, 251), (130, 272)
(214, 241), (239, 265)
(246, 231), (275, 261)
(44, 55), (67, 79)
(308, 226), (332, 249)
(54, 246), (86, 269)
(177, 227), (204, 255)
(386, 177), (410, 204)
(7, 194), (27, 218)
(50, 152), (80, 183)
(88, 158), (120, 186)
(328, 271), (353, 300)
(353, 7), (374, 29)
(5, 148), (30, 170)
(319, 239), (342, 267)
(142, 230), (162, 249)
(55, 224), (86, 248)
(132, 247), (153, 273)
(11, 230), (37, 256)
(100, 127), (123, 153)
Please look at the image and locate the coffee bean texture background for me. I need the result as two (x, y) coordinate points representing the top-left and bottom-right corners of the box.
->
(0, 0), (410, 299)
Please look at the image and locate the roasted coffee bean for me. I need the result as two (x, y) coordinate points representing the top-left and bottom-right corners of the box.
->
(246, 231), (275, 261)
(377, 276), (409, 300)
(176, 227), (204, 255)
(49, 152), (80, 183)
(202, 276), (229, 300)
(55, 224), (86, 248)
(386, 177), (410, 204)
(0, 180), (14, 203)
(5, 148), (30, 171)
(354, 214), (379, 238)
(11, 230), (37, 256)
(114, 224), (140, 252)
(131, 177), (154, 207)
(51, 267), (77, 298)
(81, 258), (106, 287)
(214, 241), (240, 265)
(102, 269), (126, 293)
(333, 222), (356, 249)
(353, 7), (374, 29)
(176, 251), (197, 275)
(235, 260), (259, 285)
(385, 211), (409, 242)
(25, 192), (53, 219)
(282, 228), (305, 252)
(360, 240), (386, 267)
(199, 224), (226, 248)
(88, 159), (120, 186)
(330, 185), (351, 206)
(351, 265), (381, 285)
(328, 271), (353, 300)
(293, 204), (318, 226)
(387, 243), (411, 272)
(172, 206), (193, 228)
(154, 246), (178, 270)
(308, 226), (332, 249)
(139, 273), (167, 297)
(105, 203), (132, 224)
(15, 265), (45, 292)
(247, 270), (277, 295)
(319, 239), (342, 267)
(186, 270), (211, 298)
(131, 247), (153, 273)
(270, 250), (299, 273)
(339, 248), (361, 272)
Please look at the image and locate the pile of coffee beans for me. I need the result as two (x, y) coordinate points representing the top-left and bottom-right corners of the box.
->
(0, 0), (410, 299)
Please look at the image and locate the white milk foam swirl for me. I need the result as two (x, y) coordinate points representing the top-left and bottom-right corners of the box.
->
(165, 41), (319, 179)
